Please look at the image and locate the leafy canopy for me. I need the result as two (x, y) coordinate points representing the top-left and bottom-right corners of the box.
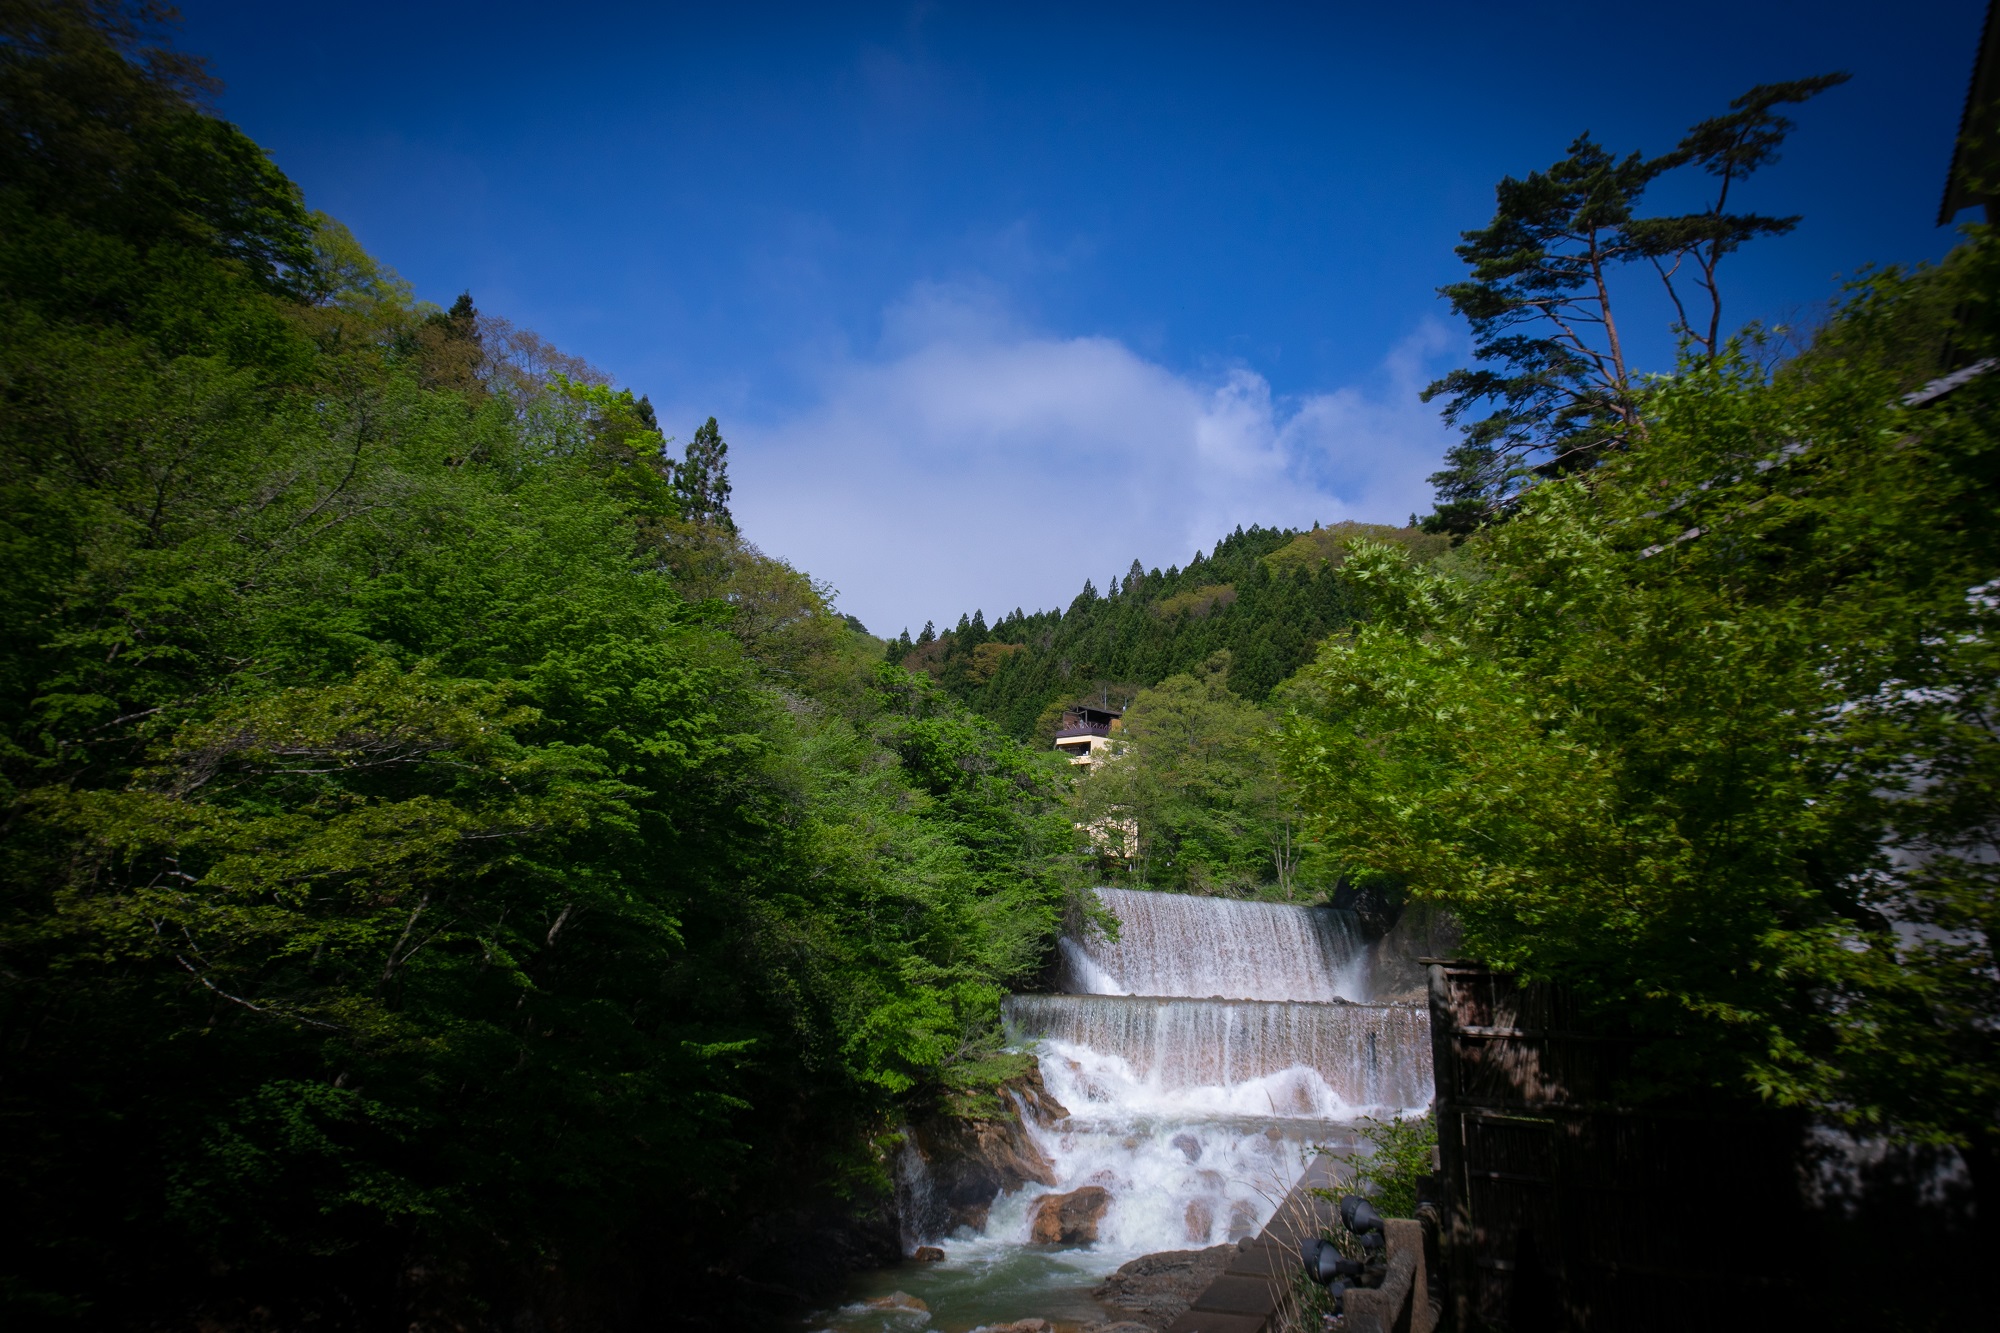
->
(1285, 237), (2000, 1169)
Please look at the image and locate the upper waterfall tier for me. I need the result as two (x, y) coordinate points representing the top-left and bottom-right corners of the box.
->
(1058, 887), (1370, 1002)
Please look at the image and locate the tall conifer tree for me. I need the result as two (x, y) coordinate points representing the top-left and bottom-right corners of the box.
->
(673, 415), (735, 531)
(1422, 76), (1847, 532)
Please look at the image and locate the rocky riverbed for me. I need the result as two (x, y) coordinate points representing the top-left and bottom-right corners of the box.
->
(807, 1240), (1248, 1333)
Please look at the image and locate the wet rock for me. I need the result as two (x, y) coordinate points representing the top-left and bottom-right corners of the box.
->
(1226, 1199), (1259, 1241)
(905, 1068), (1063, 1236)
(969, 1322), (1052, 1333)
(1090, 1245), (1236, 1331)
(1331, 875), (1403, 938)
(1184, 1198), (1214, 1244)
(912, 1245), (945, 1262)
(1029, 1185), (1111, 1245)
(1007, 1062), (1070, 1125)
(863, 1290), (928, 1311)
(1171, 1132), (1202, 1162)
(1081, 1324), (1154, 1333)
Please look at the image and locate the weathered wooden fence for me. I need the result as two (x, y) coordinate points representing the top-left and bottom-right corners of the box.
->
(1426, 963), (1805, 1331)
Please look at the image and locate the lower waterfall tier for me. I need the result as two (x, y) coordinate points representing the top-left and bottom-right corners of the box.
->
(1004, 993), (1434, 1115)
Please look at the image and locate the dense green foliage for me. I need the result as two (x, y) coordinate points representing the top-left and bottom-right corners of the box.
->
(8, 9), (1988, 1328)
(901, 522), (1446, 740)
(901, 523), (1447, 901)
(1283, 239), (2000, 1196)
(0, 7), (1074, 1324)
(1071, 653), (1326, 898)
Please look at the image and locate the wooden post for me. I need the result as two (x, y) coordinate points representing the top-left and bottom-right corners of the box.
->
(1424, 960), (1475, 1333)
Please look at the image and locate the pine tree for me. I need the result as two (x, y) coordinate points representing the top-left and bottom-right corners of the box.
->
(673, 416), (735, 531)
(1421, 76), (1846, 532)
(429, 290), (480, 345)
(415, 292), (484, 396)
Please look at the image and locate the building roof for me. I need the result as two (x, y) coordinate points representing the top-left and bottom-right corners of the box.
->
(1941, 0), (2000, 225)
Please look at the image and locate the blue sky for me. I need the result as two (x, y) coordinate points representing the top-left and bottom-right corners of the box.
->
(182, 0), (1986, 635)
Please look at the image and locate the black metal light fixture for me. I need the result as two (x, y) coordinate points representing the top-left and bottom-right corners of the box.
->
(1300, 1237), (1365, 1285)
(1338, 1194), (1384, 1235)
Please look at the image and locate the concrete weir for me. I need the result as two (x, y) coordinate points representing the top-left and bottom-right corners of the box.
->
(1003, 994), (1435, 1113)
(851, 886), (1438, 1331)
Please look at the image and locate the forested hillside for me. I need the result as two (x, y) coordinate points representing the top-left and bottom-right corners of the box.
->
(0, 7), (1074, 1326)
(894, 521), (1447, 739)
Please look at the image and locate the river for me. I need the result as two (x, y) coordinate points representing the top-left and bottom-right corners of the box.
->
(806, 888), (1434, 1333)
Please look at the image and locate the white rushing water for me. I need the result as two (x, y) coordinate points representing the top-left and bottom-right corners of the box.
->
(1005, 995), (1434, 1113)
(1055, 887), (1372, 1002)
(820, 889), (1433, 1333)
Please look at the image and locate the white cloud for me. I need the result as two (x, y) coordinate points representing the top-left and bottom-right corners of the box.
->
(729, 292), (1457, 637)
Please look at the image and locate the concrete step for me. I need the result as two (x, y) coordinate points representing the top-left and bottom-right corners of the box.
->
(1189, 1273), (1283, 1318)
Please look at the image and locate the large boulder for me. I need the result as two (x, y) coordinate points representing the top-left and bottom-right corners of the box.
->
(905, 1064), (1067, 1235)
(1029, 1186), (1111, 1246)
(1089, 1245), (1237, 1330)
(1359, 899), (1463, 1001)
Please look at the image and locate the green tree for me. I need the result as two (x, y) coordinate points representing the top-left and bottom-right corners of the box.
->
(0, 0), (315, 303)
(1079, 653), (1314, 896)
(673, 414), (735, 531)
(1282, 236), (2000, 1213)
(0, 8), (1073, 1323)
(908, 521), (1424, 741)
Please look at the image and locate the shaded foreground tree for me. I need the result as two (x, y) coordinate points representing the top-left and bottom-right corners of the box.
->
(0, 6), (1077, 1326)
(1284, 234), (2000, 1220)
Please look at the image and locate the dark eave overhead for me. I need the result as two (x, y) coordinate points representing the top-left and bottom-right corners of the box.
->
(1941, 0), (2000, 224)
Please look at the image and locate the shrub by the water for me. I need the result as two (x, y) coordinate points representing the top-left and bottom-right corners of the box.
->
(1329, 1113), (1439, 1221)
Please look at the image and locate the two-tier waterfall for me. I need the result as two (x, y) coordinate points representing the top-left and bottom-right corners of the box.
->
(902, 888), (1435, 1266)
